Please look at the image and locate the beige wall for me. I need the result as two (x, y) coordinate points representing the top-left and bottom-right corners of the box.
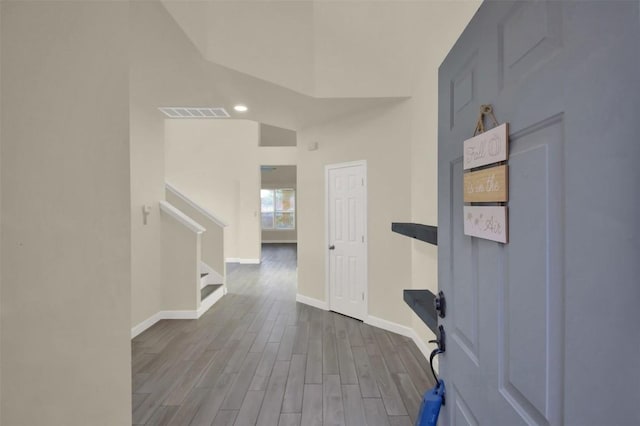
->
(297, 101), (413, 326)
(130, 103), (165, 328)
(408, 1), (482, 346)
(1, 2), (131, 424)
(129, 1), (211, 328)
(165, 120), (297, 262)
(161, 213), (201, 312)
(260, 123), (297, 147)
(205, 2), (315, 96)
(166, 189), (225, 274)
(163, 1), (468, 100)
(262, 229), (297, 244)
(159, 0), (209, 56)
(295, 0), (479, 334)
(313, 2), (424, 98)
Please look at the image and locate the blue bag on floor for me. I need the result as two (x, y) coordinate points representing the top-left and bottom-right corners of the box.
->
(415, 380), (445, 426)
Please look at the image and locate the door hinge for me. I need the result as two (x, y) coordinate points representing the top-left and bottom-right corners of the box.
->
(362, 292), (364, 301)
(361, 178), (364, 186)
(361, 236), (364, 243)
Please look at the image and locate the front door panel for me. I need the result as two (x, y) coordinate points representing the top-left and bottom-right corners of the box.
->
(438, 2), (640, 425)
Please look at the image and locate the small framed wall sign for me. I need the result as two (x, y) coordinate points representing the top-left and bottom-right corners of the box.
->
(463, 106), (509, 244)
(463, 123), (509, 170)
(463, 206), (508, 243)
(463, 164), (508, 203)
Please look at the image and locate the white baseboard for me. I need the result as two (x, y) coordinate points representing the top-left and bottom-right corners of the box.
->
(365, 315), (414, 339)
(225, 258), (261, 264)
(365, 315), (435, 368)
(162, 310), (199, 320)
(131, 310), (195, 338)
(198, 285), (225, 317)
(295, 293), (328, 311)
(291, 299), (436, 368)
(131, 286), (226, 339)
(131, 312), (164, 339)
(262, 240), (297, 244)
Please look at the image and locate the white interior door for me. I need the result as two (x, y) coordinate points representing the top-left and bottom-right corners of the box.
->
(326, 161), (367, 321)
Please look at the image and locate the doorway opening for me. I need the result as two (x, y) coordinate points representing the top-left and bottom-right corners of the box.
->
(260, 165), (298, 266)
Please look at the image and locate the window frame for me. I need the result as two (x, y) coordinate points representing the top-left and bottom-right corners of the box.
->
(260, 188), (296, 231)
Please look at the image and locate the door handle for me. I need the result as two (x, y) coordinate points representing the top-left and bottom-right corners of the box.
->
(329, 245), (335, 250)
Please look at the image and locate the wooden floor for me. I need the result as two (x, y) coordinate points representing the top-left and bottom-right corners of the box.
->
(132, 244), (434, 426)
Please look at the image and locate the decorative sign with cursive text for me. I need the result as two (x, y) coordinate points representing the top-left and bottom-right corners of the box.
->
(463, 123), (509, 170)
(463, 206), (508, 243)
(463, 165), (508, 202)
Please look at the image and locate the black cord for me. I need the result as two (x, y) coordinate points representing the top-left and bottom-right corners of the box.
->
(429, 348), (443, 386)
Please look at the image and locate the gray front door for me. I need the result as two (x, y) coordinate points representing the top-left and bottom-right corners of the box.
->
(437, 2), (639, 425)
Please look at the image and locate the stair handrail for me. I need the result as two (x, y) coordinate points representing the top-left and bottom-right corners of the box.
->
(159, 201), (206, 234)
(165, 182), (228, 228)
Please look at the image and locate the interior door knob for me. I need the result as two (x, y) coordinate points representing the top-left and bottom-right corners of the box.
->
(329, 245), (335, 250)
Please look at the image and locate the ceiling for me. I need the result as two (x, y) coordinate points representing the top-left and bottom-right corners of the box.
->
(161, 0), (482, 99)
(131, 1), (480, 131)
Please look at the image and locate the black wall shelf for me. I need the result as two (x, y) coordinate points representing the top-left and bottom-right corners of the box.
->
(403, 289), (438, 335)
(393, 223), (439, 333)
(391, 222), (437, 246)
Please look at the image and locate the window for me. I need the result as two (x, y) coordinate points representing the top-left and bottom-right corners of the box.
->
(261, 188), (295, 230)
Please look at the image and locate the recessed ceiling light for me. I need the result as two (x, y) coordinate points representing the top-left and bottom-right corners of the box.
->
(234, 105), (248, 112)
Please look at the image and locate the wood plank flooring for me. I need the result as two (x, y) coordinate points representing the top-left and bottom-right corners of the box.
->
(132, 244), (434, 425)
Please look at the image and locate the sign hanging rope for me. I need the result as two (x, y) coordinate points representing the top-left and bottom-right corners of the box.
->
(473, 104), (500, 136)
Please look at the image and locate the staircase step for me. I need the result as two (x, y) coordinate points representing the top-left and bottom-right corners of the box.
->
(201, 284), (223, 301)
(200, 273), (209, 279)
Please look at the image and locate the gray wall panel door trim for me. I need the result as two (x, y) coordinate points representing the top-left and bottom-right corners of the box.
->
(438, 1), (640, 425)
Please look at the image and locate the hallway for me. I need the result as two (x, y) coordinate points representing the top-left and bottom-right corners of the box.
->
(132, 244), (434, 425)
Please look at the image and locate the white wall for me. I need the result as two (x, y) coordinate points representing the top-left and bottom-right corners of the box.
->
(165, 120), (297, 262)
(297, 101), (413, 326)
(1, 2), (131, 424)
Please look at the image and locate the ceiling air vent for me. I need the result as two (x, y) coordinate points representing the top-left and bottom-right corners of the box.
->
(159, 107), (230, 119)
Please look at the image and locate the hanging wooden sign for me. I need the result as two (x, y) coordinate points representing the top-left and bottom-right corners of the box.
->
(463, 206), (508, 243)
(463, 164), (508, 202)
(463, 123), (509, 170)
